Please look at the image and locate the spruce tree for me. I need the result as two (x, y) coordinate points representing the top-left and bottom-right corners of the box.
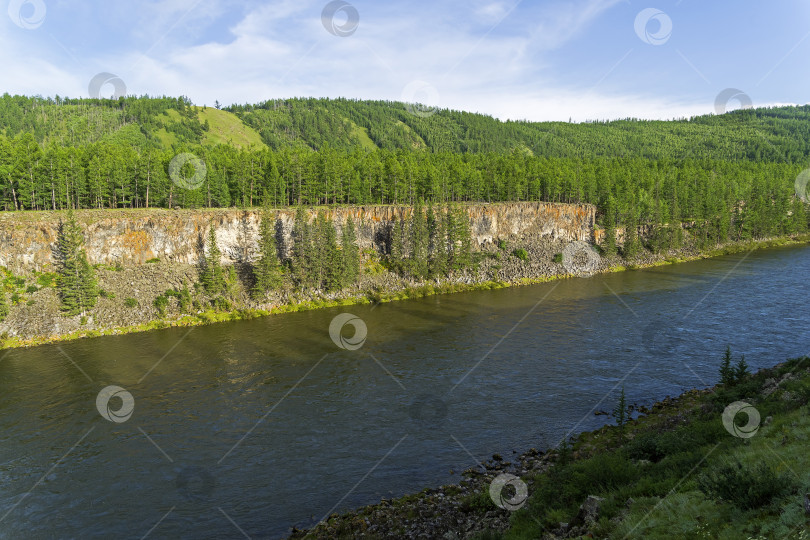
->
(603, 198), (618, 256)
(252, 205), (283, 299)
(390, 216), (406, 275)
(623, 209), (640, 260)
(0, 288), (8, 323)
(56, 211), (98, 315)
(429, 205), (448, 278)
(410, 201), (429, 279)
(734, 354), (750, 383)
(201, 223), (226, 295)
(612, 387), (629, 436)
(719, 346), (734, 386)
(321, 212), (342, 292)
(452, 204), (473, 270)
(292, 206), (313, 290)
(341, 216), (360, 287)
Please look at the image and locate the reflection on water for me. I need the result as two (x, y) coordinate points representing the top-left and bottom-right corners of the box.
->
(0, 245), (808, 538)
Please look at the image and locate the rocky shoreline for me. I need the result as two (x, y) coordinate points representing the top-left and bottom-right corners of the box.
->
(287, 390), (703, 539)
(0, 224), (807, 349)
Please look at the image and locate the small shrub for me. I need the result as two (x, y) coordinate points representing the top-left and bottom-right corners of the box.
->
(146, 258), (160, 264)
(10, 293), (21, 305)
(553, 253), (563, 264)
(99, 289), (116, 299)
(153, 295), (169, 316)
(497, 239), (508, 250)
(697, 460), (796, 510)
(25, 285), (38, 294)
(512, 248), (529, 262)
(124, 298), (138, 308)
(26, 299), (35, 306)
(36, 273), (57, 288)
(79, 316), (87, 326)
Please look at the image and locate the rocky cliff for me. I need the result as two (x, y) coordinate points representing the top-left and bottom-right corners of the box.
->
(0, 202), (596, 273)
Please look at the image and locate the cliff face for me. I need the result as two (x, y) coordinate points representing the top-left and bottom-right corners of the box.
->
(0, 202), (596, 273)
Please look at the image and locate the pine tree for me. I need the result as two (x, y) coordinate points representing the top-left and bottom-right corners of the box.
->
(429, 205), (448, 278)
(0, 287), (8, 323)
(56, 211), (98, 315)
(450, 204), (472, 270)
(734, 354), (750, 383)
(719, 346), (735, 386)
(410, 200), (429, 279)
(252, 205), (283, 299)
(341, 216), (360, 287)
(390, 216), (406, 275)
(603, 198), (617, 256)
(292, 206), (313, 290)
(321, 212), (342, 292)
(201, 223), (226, 294)
(623, 209), (640, 260)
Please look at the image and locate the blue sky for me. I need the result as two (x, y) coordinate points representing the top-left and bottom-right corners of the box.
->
(2, 0), (808, 121)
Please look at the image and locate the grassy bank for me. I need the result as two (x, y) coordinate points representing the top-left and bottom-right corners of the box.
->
(2, 234), (809, 350)
(296, 354), (810, 539)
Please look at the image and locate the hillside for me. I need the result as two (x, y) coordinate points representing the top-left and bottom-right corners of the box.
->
(3, 94), (810, 161)
(0, 94), (808, 252)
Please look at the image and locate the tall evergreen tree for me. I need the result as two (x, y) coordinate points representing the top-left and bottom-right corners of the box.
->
(55, 211), (98, 315)
(201, 223), (226, 295)
(252, 205), (283, 299)
(429, 205), (448, 278)
(0, 287), (8, 323)
(719, 346), (735, 386)
(291, 206), (314, 290)
(320, 212), (342, 291)
(410, 200), (429, 279)
(623, 208), (640, 260)
(389, 215), (406, 275)
(341, 216), (360, 287)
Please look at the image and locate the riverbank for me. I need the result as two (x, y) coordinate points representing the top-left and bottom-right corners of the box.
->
(1, 231), (809, 350)
(290, 355), (810, 539)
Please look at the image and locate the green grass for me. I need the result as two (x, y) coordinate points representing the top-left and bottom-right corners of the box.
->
(497, 356), (810, 540)
(197, 107), (266, 149)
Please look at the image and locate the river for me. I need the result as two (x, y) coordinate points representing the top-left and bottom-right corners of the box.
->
(1, 245), (808, 539)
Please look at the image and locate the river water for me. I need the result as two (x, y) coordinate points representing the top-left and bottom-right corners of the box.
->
(1, 245), (808, 539)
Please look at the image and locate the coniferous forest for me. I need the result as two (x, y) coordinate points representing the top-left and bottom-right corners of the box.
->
(0, 94), (808, 248)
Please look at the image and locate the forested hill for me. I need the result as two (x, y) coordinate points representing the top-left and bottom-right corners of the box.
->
(3, 94), (810, 162)
(1, 93), (808, 252)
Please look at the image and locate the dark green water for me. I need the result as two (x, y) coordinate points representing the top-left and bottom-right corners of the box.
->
(1, 245), (809, 539)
